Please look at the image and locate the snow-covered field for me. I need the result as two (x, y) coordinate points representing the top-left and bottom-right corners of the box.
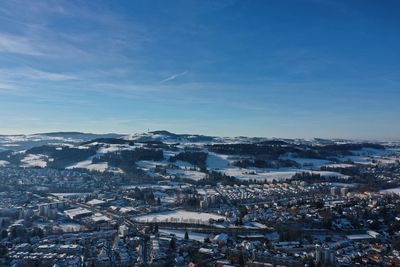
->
(0, 160), (9, 167)
(280, 154), (331, 169)
(66, 144), (132, 173)
(312, 170), (348, 178)
(166, 169), (207, 181)
(96, 144), (135, 154)
(206, 153), (231, 169)
(343, 155), (371, 165)
(21, 154), (47, 168)
(136, 160), (168, 169)
(218, 167), (346, 181)
(343, 148), (398, 165)
(374, 157), (400, 165)
(345, 154), (399, 165)
(290, 158), (331, 169)
(380, 187), (400, 195)
(221, 168), (346, 182)
(66, 160), (108, 172)
(324, 163), (355, 168)
(134, 209), (225, 224)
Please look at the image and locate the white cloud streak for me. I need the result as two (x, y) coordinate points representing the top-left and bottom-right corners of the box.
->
(160, 71), (188, 83)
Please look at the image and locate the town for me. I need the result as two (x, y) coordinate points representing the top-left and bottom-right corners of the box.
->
(0, 132), (400, 266)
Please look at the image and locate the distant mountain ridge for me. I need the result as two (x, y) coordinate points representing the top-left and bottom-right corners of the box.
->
(0, 130), (395, 152)
(0, 132), (123, 151)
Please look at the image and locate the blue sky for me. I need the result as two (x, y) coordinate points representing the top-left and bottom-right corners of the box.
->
(0, 0), (399, 139)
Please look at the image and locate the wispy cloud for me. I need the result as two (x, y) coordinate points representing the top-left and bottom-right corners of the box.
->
(0, 68), (79, 81)
(20, 68), (79, 81)
(160, 71), (188, 83)
(0, 81), (15, 92)
(0, 31), (89, 59)
(0, 1), (141, 61)
(0, 33), (43, 56)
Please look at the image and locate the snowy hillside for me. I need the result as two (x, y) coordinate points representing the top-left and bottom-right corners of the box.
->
(0, 131), (399, 183)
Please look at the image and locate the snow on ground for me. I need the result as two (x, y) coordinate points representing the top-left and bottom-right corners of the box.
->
(355, 148), (389, 156)
(206, 152), (347, 181)
(126, 132), (180, 143)
(97, 144), (134, 154)
(174, 160), (193, 168)
(324, 163), (355, 168)
(56, 223), (83, 232)
(21, 154), (47, 168)
(290, 158), (331, 169)
(344, 154), (399, 165)
(219, 167), (346, 182)
(0, 134), (74, 143)
(374, 157), (400, 165)
(343, 155), (371, 165)
(134, 209), (225, 224)
(159, 195), (177, 204)
(196, 188), (218, 196)
(330, 182), (357, 188)
(136, 160), (168, 170)
(47, 143), (76, 148)
(220, 168), (294, 181)
(380, 187), (400, 195)
(312, 171), (348, 178)
(122, 183), (191, 191)
(280, 153), (331, 169)
(66, 160), (108, 172)
(65, 144), (134, 173)
(166, 169), (206, 181)
(136, 160), (169, 177)
(207, 153), (231, 169)
(1, 144), (19, 147)
(343, 148), (395, 165)
(244, 222), (268, 229)
(159, 229), (209, 242)
(107, 167), (124, 174)
(50, 193), (91, 198)
(163, 150), (179, 160)
(0, 160), (9, 167)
